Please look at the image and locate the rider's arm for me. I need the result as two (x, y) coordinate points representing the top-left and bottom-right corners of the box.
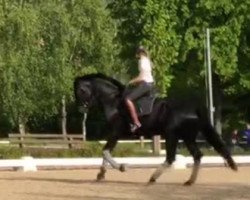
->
(128, 75), (144, 85)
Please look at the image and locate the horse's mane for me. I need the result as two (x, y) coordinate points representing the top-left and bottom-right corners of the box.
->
(75, 73), (125, 92)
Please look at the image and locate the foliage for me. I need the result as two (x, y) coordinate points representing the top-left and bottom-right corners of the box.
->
(0, 0), (118, 133)
(0, 0), (250, 136)
(107, 0), (250, 131)
(107, 0), (181, 95)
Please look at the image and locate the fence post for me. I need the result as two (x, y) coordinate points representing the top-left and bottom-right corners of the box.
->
(152, 135), (161, 155)
(140, 136), (144, 148)
(68, 137), (73, 149)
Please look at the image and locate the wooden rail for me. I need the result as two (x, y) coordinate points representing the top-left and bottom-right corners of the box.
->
(8, 133), (85, 149)
(10, 134), (241, 155)
(99, 136), (208, 155)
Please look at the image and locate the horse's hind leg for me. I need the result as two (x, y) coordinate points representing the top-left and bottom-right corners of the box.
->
(149, 134), (178, 183)
(184, 140), (203, 186)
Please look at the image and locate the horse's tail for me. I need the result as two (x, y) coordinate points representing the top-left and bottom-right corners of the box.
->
(198, 110), (238, 171)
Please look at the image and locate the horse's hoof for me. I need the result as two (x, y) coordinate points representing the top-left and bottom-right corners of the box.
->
(97, 172), (105, 181)
(119, 164), (127, 172)
(149, 177), (156, 183)
(184, 180), (193, 186)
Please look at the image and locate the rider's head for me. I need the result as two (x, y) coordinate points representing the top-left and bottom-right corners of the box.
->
(136, 46), (148, 58)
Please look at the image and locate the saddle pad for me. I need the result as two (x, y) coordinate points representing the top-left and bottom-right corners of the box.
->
(136, 96), (155, 116)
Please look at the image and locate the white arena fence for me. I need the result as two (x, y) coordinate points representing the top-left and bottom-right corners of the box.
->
(0, 155), (250, 172)
(1, 136), (249, 172)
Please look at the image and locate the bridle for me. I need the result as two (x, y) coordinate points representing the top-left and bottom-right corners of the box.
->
(77, 81), (95, 113)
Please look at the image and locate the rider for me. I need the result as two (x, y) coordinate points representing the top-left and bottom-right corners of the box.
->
(125, 46), (154, 133)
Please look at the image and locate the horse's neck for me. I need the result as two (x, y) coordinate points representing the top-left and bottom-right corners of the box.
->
(94, 80), (122, 120)
(95, 80), (121, 100)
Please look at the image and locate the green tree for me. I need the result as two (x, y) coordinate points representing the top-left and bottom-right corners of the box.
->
(108, 0), (194, 95)
(107, 0), (250, 134)
(0, 0), (118, 134)
(66, 0), (117, 75)
(0, 3), (42, 133)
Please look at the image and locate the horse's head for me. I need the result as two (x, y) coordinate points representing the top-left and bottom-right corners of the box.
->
(74, 73), (125, 113)
(74, 78), (94, 113)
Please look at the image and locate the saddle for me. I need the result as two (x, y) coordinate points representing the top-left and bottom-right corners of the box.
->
(134, 89), (156, 116)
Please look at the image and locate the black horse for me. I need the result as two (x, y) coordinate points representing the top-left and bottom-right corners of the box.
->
(74, 73), (237, 185)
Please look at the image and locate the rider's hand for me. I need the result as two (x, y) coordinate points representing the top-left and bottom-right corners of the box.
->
(129, 76), (142, 85)
(128, 79), (137, 85)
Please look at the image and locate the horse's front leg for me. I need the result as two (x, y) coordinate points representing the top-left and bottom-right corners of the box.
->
(103, 149), (126, 172)
(97, 136), (126, 181)
(97, 157), (108, 181)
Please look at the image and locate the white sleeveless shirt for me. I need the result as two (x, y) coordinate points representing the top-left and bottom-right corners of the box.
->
(138, 56), (154, 83)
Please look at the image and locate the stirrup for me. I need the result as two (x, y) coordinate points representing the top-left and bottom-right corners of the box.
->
(130, 123), (141, 133)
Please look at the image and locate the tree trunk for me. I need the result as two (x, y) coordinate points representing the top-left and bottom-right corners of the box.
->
(82, 112), (87, 141)
(61, 96), (67, 137)
(18, 118), (26, 135)
(18, 117), (25, 148)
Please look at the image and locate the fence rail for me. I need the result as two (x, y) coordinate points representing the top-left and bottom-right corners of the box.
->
(8, 134), (248, 154)
(8, 133), (207, 154)
(8, 133), (85, 149)
(100, 136), (208, 155)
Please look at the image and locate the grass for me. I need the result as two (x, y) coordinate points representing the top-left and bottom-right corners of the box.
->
(0, 142), (249, 159)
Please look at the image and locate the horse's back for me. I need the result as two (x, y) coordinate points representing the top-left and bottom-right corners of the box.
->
(161, 96), (209, 131)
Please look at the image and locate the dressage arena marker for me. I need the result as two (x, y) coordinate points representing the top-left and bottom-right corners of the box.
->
(0, 155), (250, 172)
